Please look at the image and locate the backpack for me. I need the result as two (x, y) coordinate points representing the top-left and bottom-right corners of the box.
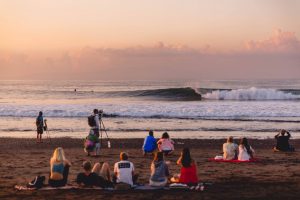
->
(27, 175), (45, 189)
(88, 115), (96, 127)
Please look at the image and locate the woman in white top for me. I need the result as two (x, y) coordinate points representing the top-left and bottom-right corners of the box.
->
(223, 136), (238, 160)
(238, 138), (254, 161)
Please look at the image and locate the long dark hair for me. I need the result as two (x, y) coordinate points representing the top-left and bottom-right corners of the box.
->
(162, 132), (169, 139)
(181, 148), (192, 167)
(240, 138), (252, 156)
(154, 152), (164, 162)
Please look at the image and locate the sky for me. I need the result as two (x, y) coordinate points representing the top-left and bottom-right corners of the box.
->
(0, 0), (299, 80)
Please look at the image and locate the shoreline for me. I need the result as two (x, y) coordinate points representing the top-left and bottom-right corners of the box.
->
(1, 137), (300, 199)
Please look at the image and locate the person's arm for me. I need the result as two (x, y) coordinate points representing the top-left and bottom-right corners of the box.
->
(150, 162), (155, 175)
(287, 132), (291, 139)
(176, 156), (182, 166)
(142, 137), (147, 150)
(64, 159), (72, 167)
(131, 163), (135, 176)
(275, 133), (280, 139)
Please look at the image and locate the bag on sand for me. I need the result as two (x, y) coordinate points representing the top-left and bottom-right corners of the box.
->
(27, 175), (45, 189)
(88, 115), (96, 127)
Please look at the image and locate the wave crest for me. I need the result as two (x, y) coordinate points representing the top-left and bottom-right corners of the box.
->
(203, 87), (300, 100)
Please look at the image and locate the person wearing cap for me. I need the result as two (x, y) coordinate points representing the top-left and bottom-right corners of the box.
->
(76, 161), (113, 188)
(113, 152), (138, 187)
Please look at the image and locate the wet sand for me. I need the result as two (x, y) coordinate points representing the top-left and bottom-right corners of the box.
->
(1, 137), (300, 200)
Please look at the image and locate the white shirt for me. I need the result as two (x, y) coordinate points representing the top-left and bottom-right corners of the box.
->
(238, 145), (255, 161)
(114, 160), (134, 186)
(223, 142), (238, 160)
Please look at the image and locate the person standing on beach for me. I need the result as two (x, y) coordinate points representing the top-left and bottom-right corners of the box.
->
(35, 111), (44, 143)
(88, 109), (100, 138)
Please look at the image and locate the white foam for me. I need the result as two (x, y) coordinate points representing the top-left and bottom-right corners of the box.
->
(203, 87), (300, 100)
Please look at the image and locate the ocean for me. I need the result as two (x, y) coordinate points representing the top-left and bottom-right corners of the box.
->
(1, 80), (300, 139)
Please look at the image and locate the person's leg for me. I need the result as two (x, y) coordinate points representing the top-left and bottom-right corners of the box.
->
(95, 143), (100, 155)
(91, 163), (101, 175)
(99, 162), (111, 181)
(36, 133), (39, 143)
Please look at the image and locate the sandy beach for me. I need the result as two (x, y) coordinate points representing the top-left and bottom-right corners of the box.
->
(1, 137), (300, 200)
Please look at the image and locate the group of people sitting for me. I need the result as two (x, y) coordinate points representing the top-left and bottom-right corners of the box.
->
(143, 131), (175, 156)
(221, 129), (295, 161)
(48, 146), (199, 188)
(221, 137), (255, 161)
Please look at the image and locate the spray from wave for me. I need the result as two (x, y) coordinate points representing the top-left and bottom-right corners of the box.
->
(203, 87), (300, 100)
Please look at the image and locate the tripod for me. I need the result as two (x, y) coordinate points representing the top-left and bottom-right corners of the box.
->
(99, 118), (111, 148)
(44, 119), (52, 144)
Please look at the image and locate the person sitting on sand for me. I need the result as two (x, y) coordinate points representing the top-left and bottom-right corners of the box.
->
(49, 147), (72, 187)
(274, 129), (295, 152)
(171, 148), (199, 186)
(157, 132), (175, 155)
(149, 152), (170, 187)
(223, 136), (238, 160)
(84, 130), (100, 156)
(142, 130), (157, 155)
(113, 152), (138, 187)
(76, 161), (113, 188)
(238, 138), (255, 161)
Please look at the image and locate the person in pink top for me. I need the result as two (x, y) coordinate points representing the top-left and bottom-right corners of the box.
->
(157, 132), (175, 155)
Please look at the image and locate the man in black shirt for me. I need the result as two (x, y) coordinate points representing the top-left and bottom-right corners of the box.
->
(274, 129), (295, 152)
(76, 161), (113, 188)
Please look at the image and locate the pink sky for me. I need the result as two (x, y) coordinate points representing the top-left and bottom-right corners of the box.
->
(0, 0), (299, 80)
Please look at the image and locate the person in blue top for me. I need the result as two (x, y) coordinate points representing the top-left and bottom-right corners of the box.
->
(142, 130), (157, 156)
(35, 111), (44, 143)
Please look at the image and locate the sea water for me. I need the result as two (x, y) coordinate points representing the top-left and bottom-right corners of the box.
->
(0, 80), (300, 139)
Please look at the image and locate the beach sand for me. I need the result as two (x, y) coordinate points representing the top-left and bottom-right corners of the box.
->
(1, 137), (300, 200)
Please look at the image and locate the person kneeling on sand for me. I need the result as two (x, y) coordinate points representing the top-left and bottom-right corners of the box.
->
(113, 152), (138, 187)
(149, 152), (170, 187)
(223, 136), (238, 160)
(157, 132), (175, 155)
(238, 138), (255, 161)
(142, 130), (157, 156)
(49, 147), (72, 187)
(171, 148), (199, 186)
(84, 130), (100, 156)
(76, 161), (113, 188)
(274, 129), (295, 152)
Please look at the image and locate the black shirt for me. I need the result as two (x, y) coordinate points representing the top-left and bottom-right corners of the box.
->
(76, 172), (99, 186)
(276, 135), (290, 151)
(76, 172), (114, 188)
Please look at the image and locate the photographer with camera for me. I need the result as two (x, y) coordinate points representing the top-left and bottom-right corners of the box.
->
(88, 109), (101, 138)
(274, 129), (295, 152)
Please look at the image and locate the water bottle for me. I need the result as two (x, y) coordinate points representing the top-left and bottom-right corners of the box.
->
(108, 141), (111, 148)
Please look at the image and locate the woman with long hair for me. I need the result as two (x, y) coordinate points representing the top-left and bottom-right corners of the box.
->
(49, 147), (72, 187)
(238, 138), (255, 161)
(223, 136), (238, 160)
(172, 148), (199, 185)
(149, 152), (170, 187)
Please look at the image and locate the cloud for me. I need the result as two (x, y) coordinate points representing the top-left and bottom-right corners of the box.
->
(0, 30), (299, 80)
(245, 29), (300, 53)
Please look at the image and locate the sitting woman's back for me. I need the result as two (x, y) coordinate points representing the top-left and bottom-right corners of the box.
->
(49, 147), (71, 187)
(223, 136), (238, 160)
(149, 152), (169, 187)
(177, 148), (198, 185)
(238, 138), (254, 161)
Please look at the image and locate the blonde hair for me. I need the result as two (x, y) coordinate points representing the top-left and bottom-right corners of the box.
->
(227, 136), (233, 143)
(51, 147), (66, 163)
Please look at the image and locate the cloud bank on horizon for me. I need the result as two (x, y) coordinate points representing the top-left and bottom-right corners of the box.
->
(0, 29), (299, 80)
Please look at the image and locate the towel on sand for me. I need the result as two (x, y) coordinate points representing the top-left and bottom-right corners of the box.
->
(208, 158), (259, 162)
